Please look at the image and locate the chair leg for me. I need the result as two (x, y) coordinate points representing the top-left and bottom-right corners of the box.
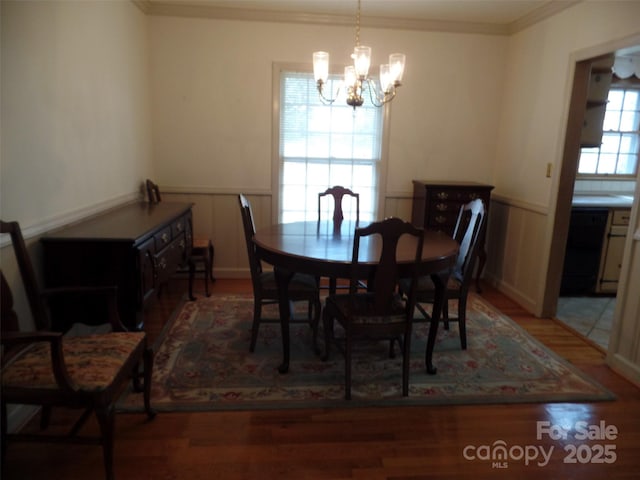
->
(329, 277), (337, 295)
(208, 241), (216, 282)
(95, 407), (115, 480)
(458, 297), (467, 350)
(143, 347), (157, 419)
(402, 333), (411, 397)
(388, 336), (402, 359)
(1, 401), (7, 460)
(188, 259), (196, 301)
(443, 299), (450, 330)
(202, 254), (211, 298)
(345, 334), (352, 400)
(311, 298), (322, 355)
(249, 300), (262, 352)
(39, 405), (52, 430)
(321, 307), (333, 361)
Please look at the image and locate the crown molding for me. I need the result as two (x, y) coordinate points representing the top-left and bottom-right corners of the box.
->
(508, 0), (580, 34)
(133, 0), (580, 36)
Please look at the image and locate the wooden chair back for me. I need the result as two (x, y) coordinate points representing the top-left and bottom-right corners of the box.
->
(146, 178), (161, 204)
(0, 220), (49, 330)
(1, 271), (19, 335)
(451, 198), (486, 286)
(350, 217), (424, 315)
(318, 186), (360, 223)
(238, 194), (264, 285)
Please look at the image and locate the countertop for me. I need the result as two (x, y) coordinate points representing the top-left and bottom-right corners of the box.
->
(572, 194), (634, 208)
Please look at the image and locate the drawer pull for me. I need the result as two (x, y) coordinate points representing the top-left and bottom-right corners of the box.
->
(436, 192), (449, 200)
(176, 222), (183, 232)
(435, 215), (447, 224)
(436, 203), (448, 211)
(469, 193), (479, 200)
(161, 233), (169, 243)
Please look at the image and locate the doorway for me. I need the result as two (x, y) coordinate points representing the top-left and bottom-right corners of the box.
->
(545, 41), (640, 351)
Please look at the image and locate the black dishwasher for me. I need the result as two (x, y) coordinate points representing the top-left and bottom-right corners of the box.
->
(560, 207), (608, 295)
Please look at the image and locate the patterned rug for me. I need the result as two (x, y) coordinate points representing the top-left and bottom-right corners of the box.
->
(118, 293), (615, 411)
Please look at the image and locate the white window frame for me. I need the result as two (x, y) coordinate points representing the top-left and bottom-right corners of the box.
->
(271, 62), (391, 224)
(578, 84), (640, 178)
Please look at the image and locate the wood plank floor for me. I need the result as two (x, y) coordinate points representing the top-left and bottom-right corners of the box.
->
(3, 277), (640, 480)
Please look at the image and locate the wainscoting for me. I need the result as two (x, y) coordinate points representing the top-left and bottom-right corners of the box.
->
(160, 190), (548, 317)
(162, 190), (416, 279)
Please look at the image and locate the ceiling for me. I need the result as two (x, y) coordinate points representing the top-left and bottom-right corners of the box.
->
(142, 0), (580, 35)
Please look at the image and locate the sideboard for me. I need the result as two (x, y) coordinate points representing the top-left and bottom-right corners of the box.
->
(41, 201), (193, 331)
(411, 180), (494, 290)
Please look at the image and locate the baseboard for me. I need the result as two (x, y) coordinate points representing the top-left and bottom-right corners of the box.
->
(483, 274), (538, 316)
(607, 352), (640, 388)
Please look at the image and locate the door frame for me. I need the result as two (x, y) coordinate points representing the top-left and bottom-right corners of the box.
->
(542, 34), (640, 318)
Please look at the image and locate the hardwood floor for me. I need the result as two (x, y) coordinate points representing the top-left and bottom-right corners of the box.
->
(3, 277), (639, 479)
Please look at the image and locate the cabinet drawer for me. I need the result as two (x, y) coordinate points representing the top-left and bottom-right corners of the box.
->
(427, 211), (458, 230)
(429, 189), (485, 203)
(612, 209), (630, 226)
(154, 239), (183, 285)
(433, 201), (459, 213)
(154, 226), (173, 249)
(172, 215), (188, 236)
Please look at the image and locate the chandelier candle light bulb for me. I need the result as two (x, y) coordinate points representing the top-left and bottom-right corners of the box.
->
(312, 51), (330, 85)
(353, 46), (371, 79)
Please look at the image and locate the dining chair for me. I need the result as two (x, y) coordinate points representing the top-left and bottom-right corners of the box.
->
(145, 179), (215, 300)
(317, 185), (365, 294)
(318, 185), (360, 223)
(399, 198), (486, 350)
(0, 220), (156, 480)
(238, 194), (323, 353)
(322, 217), (424, 399)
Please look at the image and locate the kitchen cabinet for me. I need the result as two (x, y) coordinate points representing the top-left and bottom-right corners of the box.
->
(580, 58), (613, 148)
(597, 208), (631, 293)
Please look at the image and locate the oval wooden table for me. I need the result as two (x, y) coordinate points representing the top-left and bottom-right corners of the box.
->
(253, 220), (459, 374)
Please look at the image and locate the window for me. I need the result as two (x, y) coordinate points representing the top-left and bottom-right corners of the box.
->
(578, 86), (640, 177)
(277, 69), (384, 223)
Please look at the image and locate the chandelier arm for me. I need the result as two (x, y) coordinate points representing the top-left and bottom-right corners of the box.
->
(317, 80), (339, 104)
(364, 79), (397, 107)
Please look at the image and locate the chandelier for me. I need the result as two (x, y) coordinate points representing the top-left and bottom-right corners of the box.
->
(312, 0), (405, 109)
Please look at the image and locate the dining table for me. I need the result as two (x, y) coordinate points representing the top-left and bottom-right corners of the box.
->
(253, 219), (459, 374)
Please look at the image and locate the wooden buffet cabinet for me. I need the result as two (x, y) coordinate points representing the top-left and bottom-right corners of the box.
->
(411, 180), (494, 287)
(41, 202), (193, 331)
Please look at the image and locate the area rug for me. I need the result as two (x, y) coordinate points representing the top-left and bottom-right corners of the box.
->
(117, 293), (615, 412)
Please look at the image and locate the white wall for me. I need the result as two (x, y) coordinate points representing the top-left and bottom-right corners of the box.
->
(149, 16), (507, 194)
(1, 0), (153, 231)
(496, 1), (640, 207)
